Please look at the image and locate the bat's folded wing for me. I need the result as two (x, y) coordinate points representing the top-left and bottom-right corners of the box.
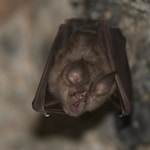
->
(32, 22), (74, 116)
(101, 22), (132, 116)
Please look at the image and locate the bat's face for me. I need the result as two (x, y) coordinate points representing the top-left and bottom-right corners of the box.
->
(61, 60), (116, 117)
(63, 85), (89, 117)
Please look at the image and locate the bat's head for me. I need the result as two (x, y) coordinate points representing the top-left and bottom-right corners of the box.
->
(61, 60), (116, 117)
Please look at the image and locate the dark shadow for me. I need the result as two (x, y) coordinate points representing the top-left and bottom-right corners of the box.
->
(32, 102), (117, 139)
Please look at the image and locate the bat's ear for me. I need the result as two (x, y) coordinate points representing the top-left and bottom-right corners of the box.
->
(93, 72), (115, 96)
(63, 60), (90, 86)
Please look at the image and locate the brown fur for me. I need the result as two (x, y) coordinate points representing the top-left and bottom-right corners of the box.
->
(48, 31), (116, 116)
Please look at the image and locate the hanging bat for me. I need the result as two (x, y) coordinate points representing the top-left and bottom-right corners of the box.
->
(32, 18), (132, 117)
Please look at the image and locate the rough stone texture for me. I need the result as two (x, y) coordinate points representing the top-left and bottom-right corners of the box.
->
(0, 0), (150, 150)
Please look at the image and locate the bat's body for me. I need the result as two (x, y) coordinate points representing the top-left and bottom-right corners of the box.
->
(32, 19), (132, 117)
(48, 29), (116, 116)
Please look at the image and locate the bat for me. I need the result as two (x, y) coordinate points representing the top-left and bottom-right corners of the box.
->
(32, 18), (132, 117)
